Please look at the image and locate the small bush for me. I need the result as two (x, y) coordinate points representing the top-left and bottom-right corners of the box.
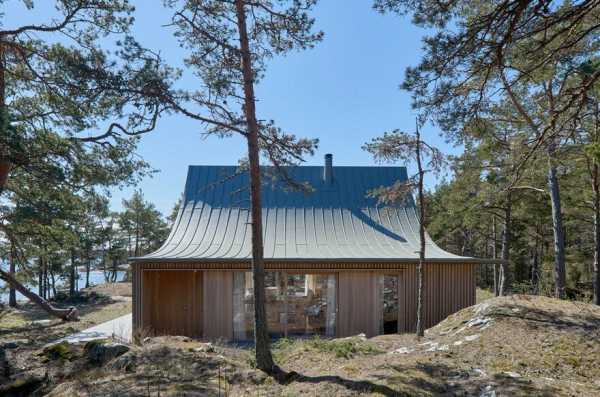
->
(307, 336), (382, 359)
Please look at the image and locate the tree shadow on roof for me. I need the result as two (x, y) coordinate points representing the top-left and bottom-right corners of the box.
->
(351, 209), (407, 243)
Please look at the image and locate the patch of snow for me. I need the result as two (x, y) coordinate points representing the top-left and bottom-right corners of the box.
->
(389, 347), (414, 354)
(464, 334), (481, 342)
(511, 308), (521, 313)
(424, 342), (440, 351)
(472, 368), (487, 377)
(453, 340), (463, 346)
(467, 317), (492, 328)
(479, 385), (496, 397)
(437, 344), (449, 351)
(503, 371), (522, 378)
(32, 319), (52, 326)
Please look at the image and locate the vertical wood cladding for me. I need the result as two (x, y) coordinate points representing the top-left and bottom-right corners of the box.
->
(337, 272), (382, 337)
(202, 271), (233, 339)
(398, 263), (476, 332)
(132, 263), (477, 340)
(140, 270), (202, 337)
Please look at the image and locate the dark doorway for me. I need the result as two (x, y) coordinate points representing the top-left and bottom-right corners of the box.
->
(383, 275), (399, 334)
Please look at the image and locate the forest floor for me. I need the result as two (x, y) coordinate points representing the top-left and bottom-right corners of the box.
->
(2, 292), (600, 396)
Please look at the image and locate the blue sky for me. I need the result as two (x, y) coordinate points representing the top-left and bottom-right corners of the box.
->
(7, 1), (460, 215)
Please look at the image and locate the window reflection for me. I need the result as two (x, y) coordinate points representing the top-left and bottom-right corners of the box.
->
(382, 275), (399, 334)
(233, 272), (337, 340)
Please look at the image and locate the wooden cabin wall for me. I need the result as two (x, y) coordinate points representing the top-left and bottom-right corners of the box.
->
(132, 262), (477, 340)
(398, 263), (476, 332)
(139, 269), (203, 337)
(337, 272), (382, 337)
(203, 271), (234, 339)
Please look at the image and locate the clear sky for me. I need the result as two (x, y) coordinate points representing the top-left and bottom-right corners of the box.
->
(8, 1), (460, 215)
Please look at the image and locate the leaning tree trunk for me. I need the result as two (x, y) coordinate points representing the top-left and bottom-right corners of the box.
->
(547, 144), (566, 299)
(499, 195), (512, 296)
(235, 0), (274, 373)
(0, 269), (78, 320)
(593, 161), (600, 305)
(415, 131), (426, 337)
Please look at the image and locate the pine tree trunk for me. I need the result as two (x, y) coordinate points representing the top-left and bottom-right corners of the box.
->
(38, 264), (43, 297)
(8, 244), (16, 307)
(85, 255), (91, 289)
(70, 249), (76, 296)
(415, 130), (426, 337)
(0, 39), (11, 195)
(547, 145), (566, 299)
(492, 216), (499, 297)
(593, 162), (600, 305)
(531, 229), (540, 295)
(0, 269), (78, 320)
(49, 269), (57, 299)
(499, 195), (511, 296)
(235, 0), (274, 373)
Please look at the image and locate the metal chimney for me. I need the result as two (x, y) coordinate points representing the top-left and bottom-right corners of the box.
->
(323, 153), (333, 184)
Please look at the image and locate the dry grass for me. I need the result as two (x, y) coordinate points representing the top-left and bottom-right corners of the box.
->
(4, 294), (600, 396)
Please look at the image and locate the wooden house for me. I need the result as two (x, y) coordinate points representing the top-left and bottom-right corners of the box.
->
(131, 154), (490, 340)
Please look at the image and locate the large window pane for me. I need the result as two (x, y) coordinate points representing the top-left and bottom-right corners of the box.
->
(286, 274), (336, 337)
(233, 272), (337, 340)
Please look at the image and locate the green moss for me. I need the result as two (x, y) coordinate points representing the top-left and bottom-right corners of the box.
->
(41, 341), (75, 361)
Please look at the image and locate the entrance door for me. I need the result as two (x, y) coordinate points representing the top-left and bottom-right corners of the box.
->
(142, 270), (203, 337)
(383, 275), (399, 334)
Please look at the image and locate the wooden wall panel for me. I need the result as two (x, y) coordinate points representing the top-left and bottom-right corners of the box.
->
(141, 270), (202, 338)
(203, 271), (233, 340)
(397, 263), (476, 332)
(337, 272), (382, 337)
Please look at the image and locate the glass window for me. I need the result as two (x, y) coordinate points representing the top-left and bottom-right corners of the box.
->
(382, 275), (399, 334)
(233, 272), (337, 340)
(286, 274), (336, 337)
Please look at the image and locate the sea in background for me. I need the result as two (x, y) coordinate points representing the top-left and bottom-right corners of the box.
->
(0, 270), (126, 303)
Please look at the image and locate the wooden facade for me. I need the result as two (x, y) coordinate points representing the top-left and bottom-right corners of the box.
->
(132, 262), (477, 340)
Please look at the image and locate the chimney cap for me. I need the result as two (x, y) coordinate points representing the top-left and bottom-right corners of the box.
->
(323, 153), (333, 184)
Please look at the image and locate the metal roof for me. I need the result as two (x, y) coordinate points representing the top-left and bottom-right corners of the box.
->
(133, 164), (484, 263)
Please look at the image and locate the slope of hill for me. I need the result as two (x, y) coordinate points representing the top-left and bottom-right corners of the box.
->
(3, 295), (600, 396)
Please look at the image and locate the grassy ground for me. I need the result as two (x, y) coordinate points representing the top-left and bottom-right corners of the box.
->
(4, 292), (600, 396)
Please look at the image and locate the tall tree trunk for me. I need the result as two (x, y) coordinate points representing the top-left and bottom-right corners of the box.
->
(38, 263), (43, 297)
(531, 228), (540, 295)
(42, 257), (48, 300)
(111, 258), (118, 283)
(415, 128), (426, 337)
(8, 243), (16, 307)
(49, 268), (56, 299)
(499, 195), (512, 296)
(593, 161), (600, 305)
(235, 0), (274, 373)
(492, 215), (499, 296)
(0, 38), (11, 194)
(0, 269), (78, 320)
(85, 254), (91, 289)
(70, 249), (76, 296)
(547, 144), (566, 299)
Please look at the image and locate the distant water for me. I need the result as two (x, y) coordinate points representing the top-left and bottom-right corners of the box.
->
(0, 270), (126, 303)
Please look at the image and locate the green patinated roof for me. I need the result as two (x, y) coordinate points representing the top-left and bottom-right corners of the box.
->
(133, 164), (485, 263)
